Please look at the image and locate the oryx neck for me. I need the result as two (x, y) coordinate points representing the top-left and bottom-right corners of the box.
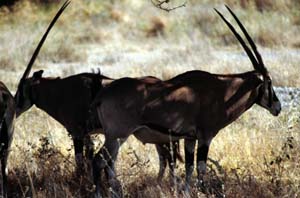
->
(31, 77), (60, 111)
(222, 71), (263, 122)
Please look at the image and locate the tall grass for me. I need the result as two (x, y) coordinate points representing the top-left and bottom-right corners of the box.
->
(8, 106), (300, 197)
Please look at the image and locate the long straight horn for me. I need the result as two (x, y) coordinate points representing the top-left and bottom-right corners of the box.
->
(214, 8), (258, 69)
(225, 5), (267, 74)
(18, 0), (70, 86)
(214, 8), (259, 71)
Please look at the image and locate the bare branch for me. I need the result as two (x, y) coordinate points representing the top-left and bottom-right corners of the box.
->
(151, 0), (187, 12)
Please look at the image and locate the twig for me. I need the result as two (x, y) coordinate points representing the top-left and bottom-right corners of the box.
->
(151, 0), (187, 12)
(208, 157), (225, 174)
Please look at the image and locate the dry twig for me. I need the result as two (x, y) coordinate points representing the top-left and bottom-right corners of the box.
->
(151, 0), (187, 12)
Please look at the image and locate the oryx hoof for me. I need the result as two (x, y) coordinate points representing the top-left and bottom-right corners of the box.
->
(196, 179), (207, 193)
(180, 183), (191, 197)
(156, 175), (163, 184)
(109, 179), (123, 198)
(94, 189), (103, 198)
(169, 175), (181, 186)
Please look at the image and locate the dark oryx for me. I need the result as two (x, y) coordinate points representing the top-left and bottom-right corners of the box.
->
(0, 1), (69, 196)
(12, 0), (106, 173)
(12, 2), (179, 180)
(0, 83), (15, 197)
(16, 66), (181, 178)
(16, 70), (110, 171)
(90, 6), (281, 196)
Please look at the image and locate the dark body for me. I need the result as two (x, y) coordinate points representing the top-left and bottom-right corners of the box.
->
(91, 6), (281, 197)
(0, 83), (15, 196)
(17, 72), (107, 167)
(0, 2), (70, 197)
(17, 71), (180, 181)
(100, 71), (263, 140)
(32, 73), (103, 136)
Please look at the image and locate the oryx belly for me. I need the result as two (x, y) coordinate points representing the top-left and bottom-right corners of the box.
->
(133, 126), (182, 144)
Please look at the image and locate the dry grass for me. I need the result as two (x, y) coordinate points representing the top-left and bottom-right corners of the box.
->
(7, 106), (300, 197)
(0, 0), (300, 197)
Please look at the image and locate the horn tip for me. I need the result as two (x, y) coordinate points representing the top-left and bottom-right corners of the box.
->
(62, 0), (71, 9)
(225, 4), (234, 14)
(214, 8), (221, 14)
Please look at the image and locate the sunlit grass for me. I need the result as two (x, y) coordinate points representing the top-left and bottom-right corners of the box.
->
(7, 105), (300, 197)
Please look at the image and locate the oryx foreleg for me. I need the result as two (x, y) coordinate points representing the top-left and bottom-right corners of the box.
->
(83, 135), (94, 178)
(196, 139), (211, 190)
(0, 153), (8, 198)
(72, 136), (84, 173)
(184, 138), (196, 192)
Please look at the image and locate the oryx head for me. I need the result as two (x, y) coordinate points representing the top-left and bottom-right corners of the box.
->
(14, 1), (70, 117)
(215, 6), (281, 116)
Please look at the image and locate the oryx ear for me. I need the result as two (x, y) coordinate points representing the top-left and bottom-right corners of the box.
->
(33, 70), (44, 79)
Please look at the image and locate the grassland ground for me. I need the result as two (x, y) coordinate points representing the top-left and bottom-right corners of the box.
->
(0, 0), (299, 197)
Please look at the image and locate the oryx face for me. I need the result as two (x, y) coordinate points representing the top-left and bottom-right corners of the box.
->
(13, 1), (69, 117)
(215, 6), (281, 117)
(257, 75), (281, 116)
(15, 70), (43, 117)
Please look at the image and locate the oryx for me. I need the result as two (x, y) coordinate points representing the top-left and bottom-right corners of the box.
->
(90, 6), (281, 197)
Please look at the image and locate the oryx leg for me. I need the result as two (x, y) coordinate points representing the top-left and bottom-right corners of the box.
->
(184, 139), (196, 193)
(156, 140), (180, 183)
(104, 138), (126, 183)
(0, 121), (9, 198)
(93, 138), (125, 198)
(196, 139), (211, 190)
(72, 137), (84, 174)
(155, 144), (168, 182)
(167, 140), (180, 185)
(0, 154), (8, 197)
(84, 135), (94, 160)
(83, 135), (94, 178)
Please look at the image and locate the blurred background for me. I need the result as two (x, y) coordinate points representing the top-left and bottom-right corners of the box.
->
(0, 0), (299, 197)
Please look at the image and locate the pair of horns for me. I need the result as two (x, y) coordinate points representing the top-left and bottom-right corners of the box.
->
(16, 0), (70, 97)
(16, 3), (266, 89)
(215, 6), (267, 75)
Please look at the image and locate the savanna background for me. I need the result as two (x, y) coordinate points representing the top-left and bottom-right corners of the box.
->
(0, 0), (299, 197)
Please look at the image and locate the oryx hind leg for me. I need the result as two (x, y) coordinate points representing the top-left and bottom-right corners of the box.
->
(156, 141), (180, 185)
(93, 137), (125, 198)
(155, 144), (168, 182)
(168, 140), (181, 185)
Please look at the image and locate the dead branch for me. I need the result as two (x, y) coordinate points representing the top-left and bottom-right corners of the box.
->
(151, 0), (187, 12)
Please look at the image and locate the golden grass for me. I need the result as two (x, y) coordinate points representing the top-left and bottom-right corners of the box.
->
(0, 0), (299, 197)
(7, 105), (300, 197)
